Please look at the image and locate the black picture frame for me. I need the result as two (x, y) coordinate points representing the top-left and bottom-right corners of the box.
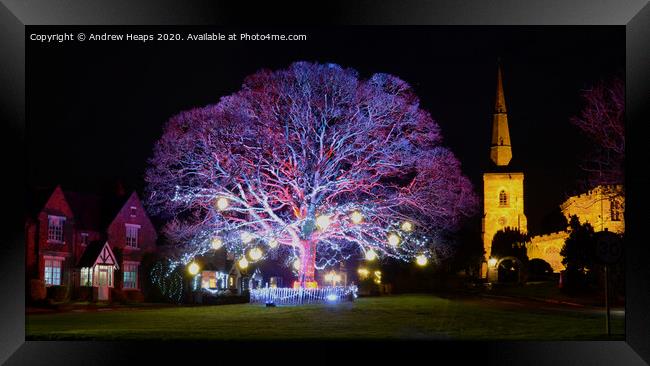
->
(1, 1), (648, 365)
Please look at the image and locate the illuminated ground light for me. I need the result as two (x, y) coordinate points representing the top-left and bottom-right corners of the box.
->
(211, 237), (223, 250)
(365, 249), (378, 261)
(401, 221), (414, 232)
(293, 259), (301, 271)
(216, 197), (229, 211)
(268, 238), (278, 248)
(350, 211), (363, 224)
(326, 294), (338, 301)
(387, 233), (401, 247)
(488, 257), (498, 267)
(315, 214), (331, 230)
(416, 254), (428, 266)
(188, 262), (200, 275)
(240, 231), (254, 244)
(238, 257), (249, 269)
(248, 247), (263, 261)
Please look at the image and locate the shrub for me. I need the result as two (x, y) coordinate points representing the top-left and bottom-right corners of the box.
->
(73, 287), (93, 301)
(125, 290), (145, 303)
(30, 279), (46, 302)
(46, 285), (68, 302)
(202, 291), (250, 305)
(110, 288), (127, 304)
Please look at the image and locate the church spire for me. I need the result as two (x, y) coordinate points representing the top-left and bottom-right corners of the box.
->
(490, 61), (512, 166)
(495, 61), (507, 113)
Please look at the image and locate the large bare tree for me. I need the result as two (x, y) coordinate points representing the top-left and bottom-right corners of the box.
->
(571, 76), (624, 197)
(145, 62), (478, 286)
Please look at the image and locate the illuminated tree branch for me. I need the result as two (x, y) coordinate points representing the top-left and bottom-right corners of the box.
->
(146, 62), (478, 286)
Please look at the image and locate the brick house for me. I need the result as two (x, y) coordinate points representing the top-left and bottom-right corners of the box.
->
(26, 185), (158, 301)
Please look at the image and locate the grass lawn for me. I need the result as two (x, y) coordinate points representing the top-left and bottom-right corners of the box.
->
(26, 294), (624, 340)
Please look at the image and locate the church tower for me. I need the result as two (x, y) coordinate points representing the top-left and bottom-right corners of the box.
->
(482, 62), (528, 276)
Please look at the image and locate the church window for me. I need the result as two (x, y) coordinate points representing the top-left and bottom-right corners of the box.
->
(499, 190), (508, 207)
(610, 199), (621, 221)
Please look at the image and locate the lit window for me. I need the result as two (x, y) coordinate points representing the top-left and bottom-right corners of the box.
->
(44, 257), (62, 286)
(130, 206), (137, 217)
(610, 199), (621, 221)
(47, 215), (65, 243)
(80, 232), (89, 246)
(201, 271), (216, 289)
(499, 190), (508, 207)
(123, 263), (138, 289)
(125, 224), (140, 248)
(80, 267), (93, 286)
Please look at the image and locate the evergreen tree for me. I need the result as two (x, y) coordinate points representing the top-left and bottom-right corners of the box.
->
(490, 227), (530, 262)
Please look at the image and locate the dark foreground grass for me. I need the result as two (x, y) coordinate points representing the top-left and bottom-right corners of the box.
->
(26, 294), (624, 340)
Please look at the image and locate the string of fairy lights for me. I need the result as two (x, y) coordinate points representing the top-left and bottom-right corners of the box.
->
(150, 195), (439, 302)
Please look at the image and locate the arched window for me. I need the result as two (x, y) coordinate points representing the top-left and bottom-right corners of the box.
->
(499, 190), (508, 207)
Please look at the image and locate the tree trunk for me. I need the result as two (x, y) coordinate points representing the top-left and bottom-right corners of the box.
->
(299, 239), (316, 287)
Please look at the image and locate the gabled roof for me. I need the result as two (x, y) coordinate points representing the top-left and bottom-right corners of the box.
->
(31, 185), (149, 233)
(62, 190), (105, 231)
(77, 240), (119, 269)
(106, 191), (157, 238)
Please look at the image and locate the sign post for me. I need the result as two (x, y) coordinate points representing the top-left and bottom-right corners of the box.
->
(595, 230), (622, 337)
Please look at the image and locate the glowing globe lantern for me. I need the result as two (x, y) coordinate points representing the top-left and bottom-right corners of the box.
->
(350, 211), (363, 224)
(238, 257), (249, 269)
(315, 214), (331, 230)
(374, 270), (382, 284)
(216, 197), (229, 211)
(188, 262), (200, 275)
(248, 247), (263, 261)
(240, 231), (253, 244)
(401, 221), (414, 232)
(365, 249), (377, 261)
(268, 238), (278, 248)
(211, 237), (223, 250)
(416, 254), (428, 266)
(387, 233), (401, 247)
(357, 268), (370, 279)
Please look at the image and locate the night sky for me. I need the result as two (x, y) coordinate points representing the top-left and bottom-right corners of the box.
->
(27, 26), (624, 235)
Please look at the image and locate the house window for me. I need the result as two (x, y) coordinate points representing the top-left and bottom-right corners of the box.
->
(80, 267), (93, 287)
(499, 190), (508, 207)
(44, 257), (62, 286)
(130, 206), (137, 217)
(610, 199), (622, 221)
(47, 215), (65, 243)
(123, 262), (138, 289)
(202, 271), (217, 289)
(125, 224), (140, 248)
(80, 232), (89, 246)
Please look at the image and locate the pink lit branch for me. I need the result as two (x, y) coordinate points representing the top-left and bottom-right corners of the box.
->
(146, 62), (478, 285)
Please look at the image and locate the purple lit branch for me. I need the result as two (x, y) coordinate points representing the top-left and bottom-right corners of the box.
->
(571, 76), (624, 191)
(145, 62), (478, 285)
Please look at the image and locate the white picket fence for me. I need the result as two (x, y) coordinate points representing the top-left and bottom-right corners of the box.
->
(250, 286), (358, 305)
